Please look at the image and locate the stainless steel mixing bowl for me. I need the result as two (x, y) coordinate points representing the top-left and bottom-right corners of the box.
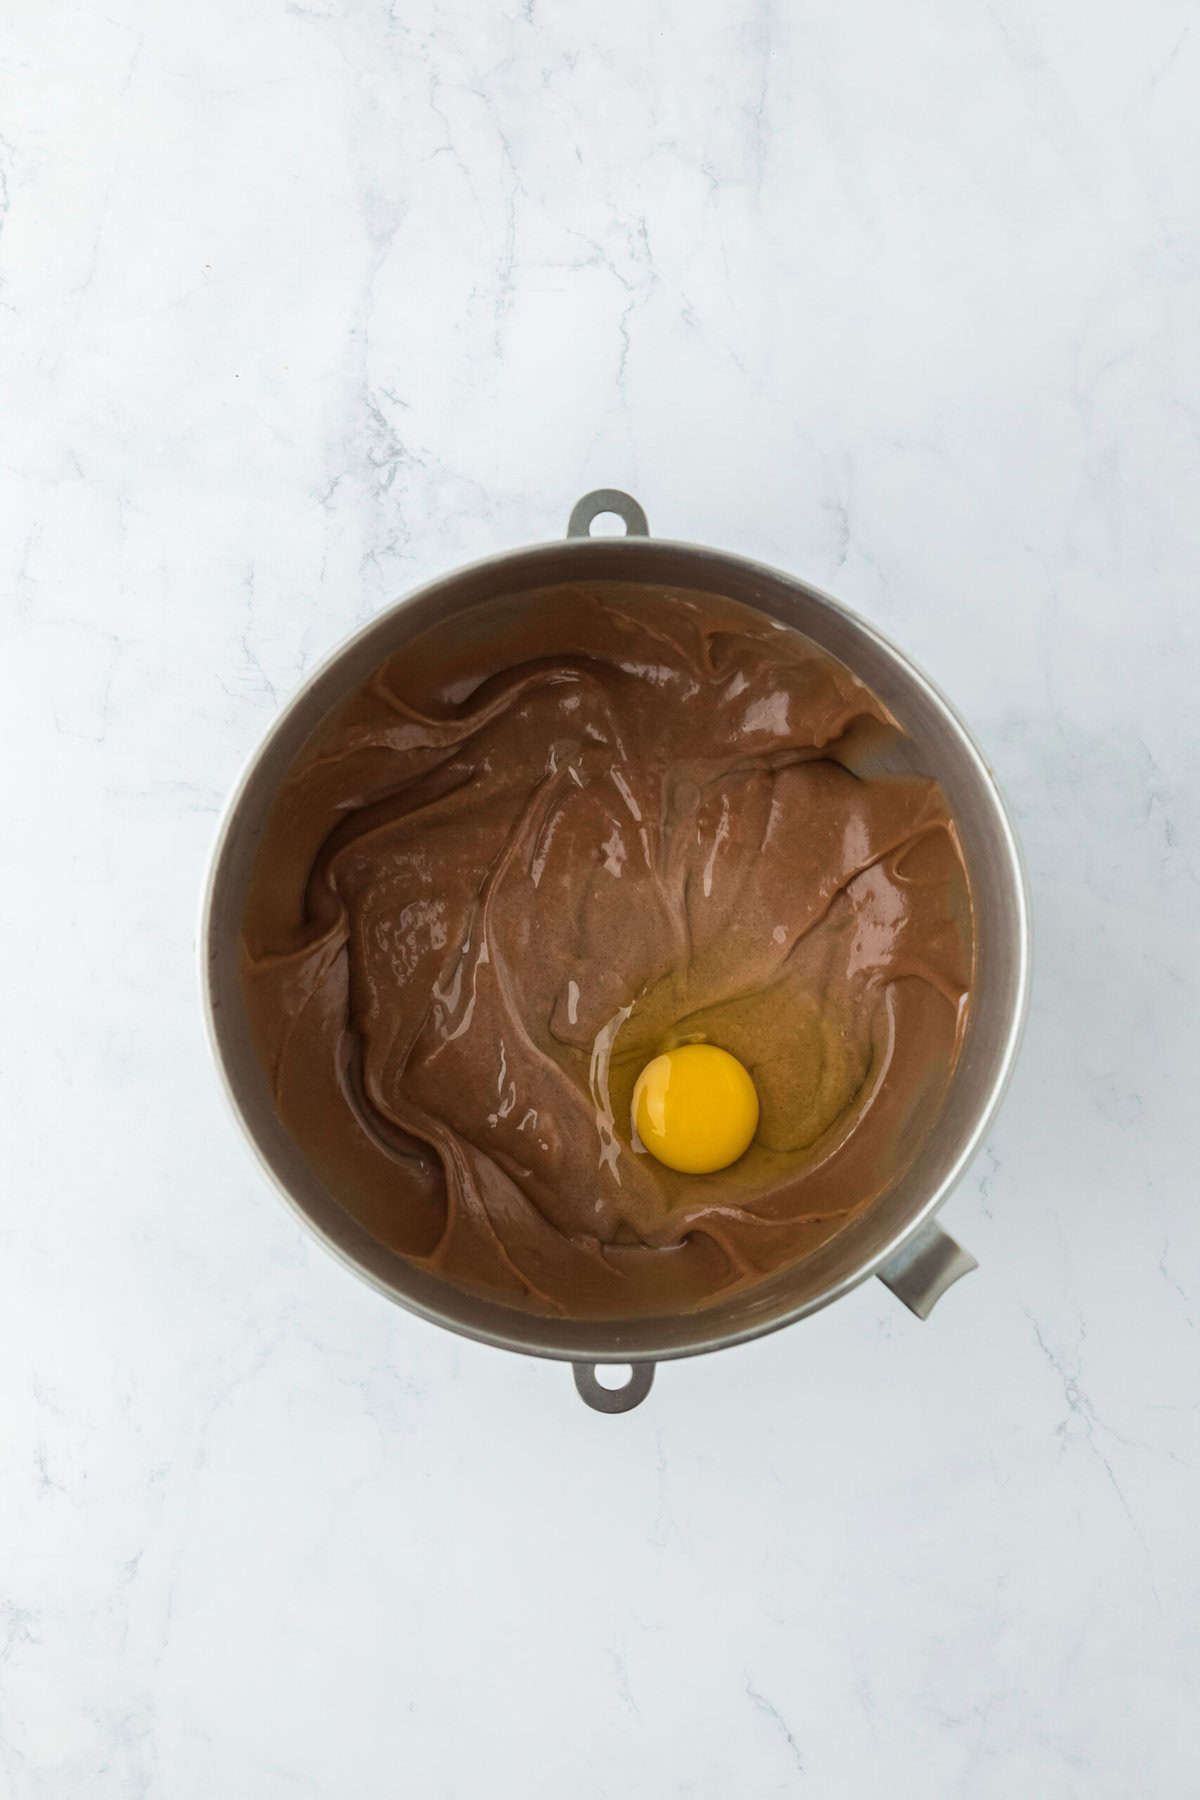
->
(202, 490), (1030, 1412)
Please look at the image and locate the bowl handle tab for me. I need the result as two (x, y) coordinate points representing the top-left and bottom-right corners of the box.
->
(572, 1361), (656, 1413)
(567, 489), (650, 539)
(877, 1220), (978, 1319)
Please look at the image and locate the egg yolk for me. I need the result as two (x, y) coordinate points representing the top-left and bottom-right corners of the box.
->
(631, 1043), (759, 1174)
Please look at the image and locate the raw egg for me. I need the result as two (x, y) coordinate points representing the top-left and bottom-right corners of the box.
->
(632, 1043), (759, 1174)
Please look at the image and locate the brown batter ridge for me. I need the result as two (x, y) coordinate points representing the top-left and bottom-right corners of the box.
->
(241, 582), (973, 1317)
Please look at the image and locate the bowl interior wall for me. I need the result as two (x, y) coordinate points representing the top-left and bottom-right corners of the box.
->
(205, 540), (1027, 1361)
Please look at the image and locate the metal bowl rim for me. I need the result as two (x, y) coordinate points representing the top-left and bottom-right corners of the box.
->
(200, 534), (1031, 1364)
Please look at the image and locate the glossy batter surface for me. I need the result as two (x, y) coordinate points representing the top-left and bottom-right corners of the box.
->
(241, 583), (973, 1317)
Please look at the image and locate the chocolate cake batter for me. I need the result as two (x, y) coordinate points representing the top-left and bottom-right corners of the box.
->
(242, 583), (973, 1317)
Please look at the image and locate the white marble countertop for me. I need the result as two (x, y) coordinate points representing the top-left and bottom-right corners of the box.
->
(3, 2), (1198, 1793)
